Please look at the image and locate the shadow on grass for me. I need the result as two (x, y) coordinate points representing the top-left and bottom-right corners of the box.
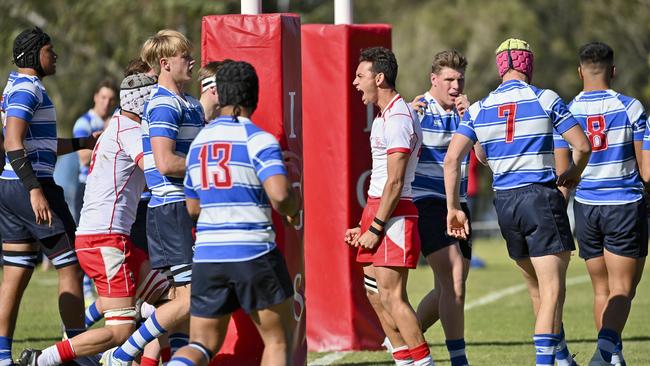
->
(425, 336), (650, 347)
(337, 359), (447, 366)
(13, 337), (61, 343)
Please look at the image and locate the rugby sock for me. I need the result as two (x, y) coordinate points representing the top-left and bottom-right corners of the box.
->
(84, 301), (103, 328)
(37, 340), (75, 366)
(0, 337), (12, 366)
(533, 334), (559, 366)
(409, 342), (434, 366)
(166, 357), (194, 366)
(611, 340), (626, 366)
(554, 325), (575, 366)
(140, 356), (160, 366)
(445, 338), (468, 366)
(597, 328), (619, 363)
(391, 345), (414, 366)
(64, 328), (85, 338)
(169, 333), (189, 354)
(114, 312), (167, 362)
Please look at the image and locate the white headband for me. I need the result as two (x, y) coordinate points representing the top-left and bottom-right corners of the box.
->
(201, 76), (216, 93)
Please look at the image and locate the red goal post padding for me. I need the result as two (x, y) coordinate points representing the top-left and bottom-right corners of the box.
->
(202, 13), (306, 365)
(302, 24), (392, 351)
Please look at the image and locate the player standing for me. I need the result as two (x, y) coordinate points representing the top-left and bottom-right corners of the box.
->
(167, 60), (300, 366)
(102, 29), (204, 366)
(345, 47), (432, 366)
(554, 42), (647, 366)
(444, 39), (590, 366)
(0, 27), (98, 366)
(17, 73), (168, 366)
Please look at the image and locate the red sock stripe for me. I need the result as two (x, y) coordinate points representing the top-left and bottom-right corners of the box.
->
(392, 348), (412, 361)
(409, 342), (431, 361)
(160, 347), (171, 363)
(55, 340), (76, 363)
(141, 356), (160, 366)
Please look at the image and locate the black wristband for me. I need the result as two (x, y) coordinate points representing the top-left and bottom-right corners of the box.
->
(71, 138), (83, 151)
(7, 149), (41, 191)
(368, 225), (383, 236)
(373, 217), (386, 227)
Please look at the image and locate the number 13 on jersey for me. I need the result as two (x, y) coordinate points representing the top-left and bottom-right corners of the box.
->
(198, 143), (233, 189)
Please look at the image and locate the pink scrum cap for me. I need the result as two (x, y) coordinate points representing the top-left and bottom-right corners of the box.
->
(495, 38), (534, 82)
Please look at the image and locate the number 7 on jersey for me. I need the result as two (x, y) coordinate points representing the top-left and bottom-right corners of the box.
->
(498, 103), (517, 144)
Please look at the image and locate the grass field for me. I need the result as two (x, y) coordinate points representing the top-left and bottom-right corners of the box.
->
(4, 237), (650, 365)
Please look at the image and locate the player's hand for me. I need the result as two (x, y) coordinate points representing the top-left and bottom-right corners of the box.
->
(455, 94), (469, 117)
(447, 207), (469, 240)
(286, 211), (301, 227)
(356, 230), (381, 250)
(410, 94), (426, 113)
(344, 227), (361, 247)
(30, 188), (52, 226)
(282, 150), (301, 179)
(556, 163), (581, 189)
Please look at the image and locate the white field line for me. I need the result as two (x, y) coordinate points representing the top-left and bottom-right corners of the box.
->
(309, 274), (590, 365)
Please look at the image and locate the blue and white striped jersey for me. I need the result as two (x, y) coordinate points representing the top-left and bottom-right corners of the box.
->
(73, 109), (105, 183)
(142, 85), (204, 207)
(184, 116), (287, 263)
(412, 92), (468, 202)
(456, 79), (578, 190)
(1, 72), (58, 179)
(554, 90), (646, 204)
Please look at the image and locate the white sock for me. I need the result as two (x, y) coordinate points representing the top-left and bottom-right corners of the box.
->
(413, 355), (435, 366)
(37, 345), (63, 366)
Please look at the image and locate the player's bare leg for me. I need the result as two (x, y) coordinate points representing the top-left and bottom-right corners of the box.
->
(415, 282), (440, 333)
(374, 266), (425, 347)
(151, 286), (191, 332)
(585, 256), (609, 331)
(55, 263), (86, 330)
(424, 243), (469, 340)
(363, 266), (407, 348)
(601, 250), (644, 334)
(529, 252), (570, 334)
(250, 298), (294, 366)
(515, 258), (541, 316)
(0, 243), (36, 339)
(166, 315), (230, 366)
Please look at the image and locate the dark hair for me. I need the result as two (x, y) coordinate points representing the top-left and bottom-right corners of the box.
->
(431, 49), (468, 74)
(124, 58), (151, 77)
(216, 61), (259, 116)
(13, 27), (51, 73)
(359, 47), (398, 89)
(579, 42), (614, 67)
(93, 78), (118, 95)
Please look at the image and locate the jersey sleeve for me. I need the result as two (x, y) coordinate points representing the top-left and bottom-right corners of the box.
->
(385, 114), (415, 154)
(147, 97), (181, 140)
(247, 130), (287, 183)
(5, 81), (41, 122)
(538, 89), (579, 134)
(72, 116), (91, 138)
(118, 121), (144, 164)
(627, 99), (647, 142)
(455, 107), (478, 142)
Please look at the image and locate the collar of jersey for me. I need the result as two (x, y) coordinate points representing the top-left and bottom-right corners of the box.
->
(498, 79), (527, 90)
(423, 91), (457, 116)
(576, 89), (615, 100)
(212, 115), (251, 124)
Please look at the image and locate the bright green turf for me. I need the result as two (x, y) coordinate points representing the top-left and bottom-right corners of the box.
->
(3, 237), (649, 365)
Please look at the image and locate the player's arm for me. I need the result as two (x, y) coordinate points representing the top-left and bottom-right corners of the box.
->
(57, 136), (97, 155)
(5, 115), (51, 225)
(554, 146), (572, 203)
(263, 174), (301, 220)
(444, 133), (474, 239)
(150, 136), (186, 178)
(556, 125), (591, 189)
(473, 142), (488, 166)
(73, 119), (92, 165)
(186, 197), (200, 220)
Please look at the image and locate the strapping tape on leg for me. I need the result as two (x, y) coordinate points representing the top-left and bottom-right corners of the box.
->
(189, 342), (213, 363)
(50, 249), (78, 269)
(1, 251), (38, 268)
(364, 275), (379, 294)
(170, 264), (192, 287)
(104, 307), (137, 326)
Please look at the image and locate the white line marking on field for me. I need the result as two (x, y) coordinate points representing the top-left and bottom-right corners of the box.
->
(308, 351), (351, 365)
(465, 275), (590, 311)
(309, 275), (590, 365)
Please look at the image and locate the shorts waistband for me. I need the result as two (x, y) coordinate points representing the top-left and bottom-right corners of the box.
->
(495, 181), (557, 197)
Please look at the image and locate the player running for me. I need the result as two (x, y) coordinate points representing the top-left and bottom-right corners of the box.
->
(554, 42), (647, 366)
(345, 47), (433, 366)
(444, 38), (590, 366)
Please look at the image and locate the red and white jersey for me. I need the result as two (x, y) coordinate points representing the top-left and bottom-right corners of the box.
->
(368, 94), (423, 198)
(77, 114), (145, 235)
